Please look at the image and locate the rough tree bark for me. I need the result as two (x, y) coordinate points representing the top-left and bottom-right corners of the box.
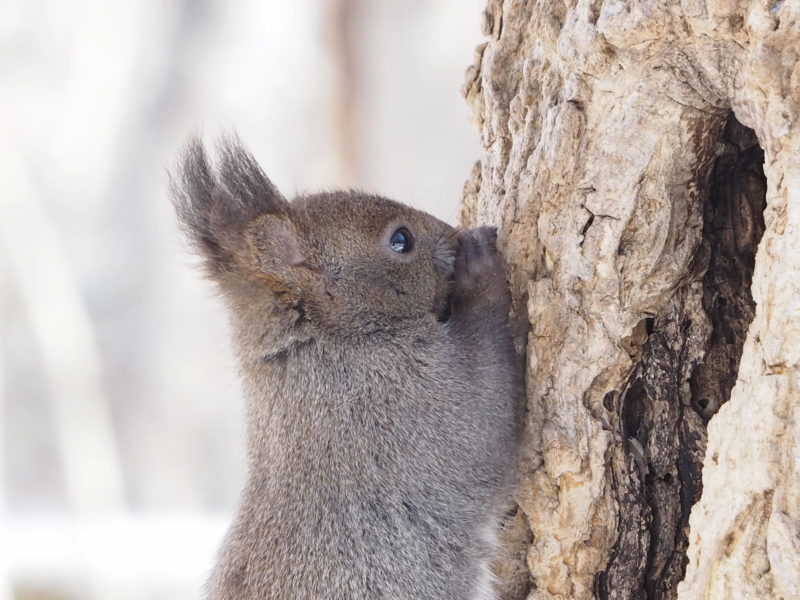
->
(459, 1), (799, 599)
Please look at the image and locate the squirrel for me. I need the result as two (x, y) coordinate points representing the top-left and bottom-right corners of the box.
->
(170, 136), (524, 600)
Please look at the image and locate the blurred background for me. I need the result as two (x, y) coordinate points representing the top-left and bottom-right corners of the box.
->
(0, 0), (484, 598)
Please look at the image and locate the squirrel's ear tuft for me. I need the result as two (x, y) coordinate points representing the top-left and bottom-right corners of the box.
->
(169, 135), (289, 278)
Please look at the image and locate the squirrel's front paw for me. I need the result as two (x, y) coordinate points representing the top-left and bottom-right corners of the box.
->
(451, 226), (511, 316)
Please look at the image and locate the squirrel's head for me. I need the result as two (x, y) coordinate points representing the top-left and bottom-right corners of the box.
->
(171, 137), (457, 337)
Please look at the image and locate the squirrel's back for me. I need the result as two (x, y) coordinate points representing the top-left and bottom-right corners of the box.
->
(211, 330), (519, 599)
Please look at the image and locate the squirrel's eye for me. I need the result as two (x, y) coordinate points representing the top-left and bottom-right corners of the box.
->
(389, 228), (414, 253)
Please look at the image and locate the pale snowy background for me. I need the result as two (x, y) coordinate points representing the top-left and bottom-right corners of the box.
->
(0, 0), (484, 598)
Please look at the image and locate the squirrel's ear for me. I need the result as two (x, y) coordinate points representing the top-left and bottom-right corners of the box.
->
(245, 213), (323, 298)
(170, 136), (290, 278)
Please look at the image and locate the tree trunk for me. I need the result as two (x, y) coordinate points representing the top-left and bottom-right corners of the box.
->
(459, 1), (800, 598)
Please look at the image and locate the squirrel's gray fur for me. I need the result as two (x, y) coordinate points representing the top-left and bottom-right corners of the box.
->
(170, 136), (524, 599)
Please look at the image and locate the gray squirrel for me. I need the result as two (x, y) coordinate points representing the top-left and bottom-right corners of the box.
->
(171, 137), (524, 599)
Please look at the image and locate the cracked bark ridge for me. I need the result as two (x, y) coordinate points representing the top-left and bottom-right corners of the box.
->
(460, 1), (799, 598)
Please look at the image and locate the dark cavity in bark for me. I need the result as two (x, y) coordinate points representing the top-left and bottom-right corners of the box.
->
(595, 115), (766, 600)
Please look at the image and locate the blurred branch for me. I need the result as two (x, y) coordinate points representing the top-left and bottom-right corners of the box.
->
(0, 141), (126, 515)
(0, 140), (134, 599)
(326, 0), (359, 185)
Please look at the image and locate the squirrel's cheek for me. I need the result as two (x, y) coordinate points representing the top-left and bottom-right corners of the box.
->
(433, 249), (456, 276)
(432, 235), (457, 277)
